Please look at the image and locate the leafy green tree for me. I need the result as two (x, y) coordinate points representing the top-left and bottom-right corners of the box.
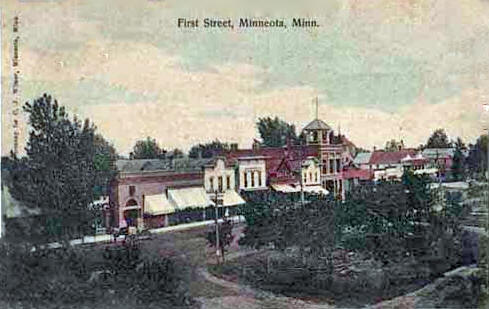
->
(188, 140), (230, 158)
(240, 194), (337, 271)
(130, 136), (166, 159)
(425, 129), (452, 149)
(451, 137), (466, 181)
(8, 94), (117, 242)
(257, 116), (298, 147)
(384, 139), (404, 152)
(170, 148), (184, 159)
(207, 218), (234, 262)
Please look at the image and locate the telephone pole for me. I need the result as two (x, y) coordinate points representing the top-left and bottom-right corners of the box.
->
(214, 190), (221, 264)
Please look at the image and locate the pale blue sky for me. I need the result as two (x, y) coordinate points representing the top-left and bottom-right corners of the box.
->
(2, 0), (489, 154)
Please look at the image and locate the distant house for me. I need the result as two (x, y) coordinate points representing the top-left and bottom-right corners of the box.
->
(368, 149), (417, 181)
(421, 148), (455, 179)
(343, 168), (373, 191)
(353, 152), (372, 170)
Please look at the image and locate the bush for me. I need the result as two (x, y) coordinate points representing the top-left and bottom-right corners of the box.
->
(0, 240), (194, 308)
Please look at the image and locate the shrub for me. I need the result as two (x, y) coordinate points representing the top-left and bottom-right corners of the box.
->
(0, 240), (194, 308)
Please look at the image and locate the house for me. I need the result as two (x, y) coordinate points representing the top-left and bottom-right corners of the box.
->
(401, 153), (438, 177)
(421, 148), (455, 179)
(342, 168), (373, 191)
(368, 149), (417, 181)
(353, 152), (372, 170)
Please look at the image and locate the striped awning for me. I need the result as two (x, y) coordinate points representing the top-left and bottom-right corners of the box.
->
(222, 190), (246, 206)
(144, 194), (175, 215)
(168, 187), (215, 210)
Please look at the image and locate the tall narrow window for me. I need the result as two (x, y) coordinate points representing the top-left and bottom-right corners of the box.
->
(336, 159), (341, 173)
(251, 171), (255, 187)
(309, 172), (312, 182)
(243, 172), (248, 188)
(210, 177), (214, 191)
(218, 176), (223, 192)
(226, 175), (231, 190)
(258, 171), (262, 187)
(129, 185), (135, 197)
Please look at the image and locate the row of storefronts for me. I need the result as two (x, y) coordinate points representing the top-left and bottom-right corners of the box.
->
(108, 118), (352, 229)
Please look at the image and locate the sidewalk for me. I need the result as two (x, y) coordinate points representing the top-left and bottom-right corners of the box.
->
(41, 215), (245, 250)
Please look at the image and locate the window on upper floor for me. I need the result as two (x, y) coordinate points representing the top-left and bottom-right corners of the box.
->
(218, 176), (223, 192)
(258, 171), (262, 187)
(251, 171), (255, 187)
(129, 185), (135, 197)
(210, 177), (214, 191)
(226, 175), (231, 190)
(244, 172), (248, 188)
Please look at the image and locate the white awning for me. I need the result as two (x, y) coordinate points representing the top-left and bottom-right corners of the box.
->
(414, 168), (438, 175)
(144, 194), (175, 215)
(271, 184), (301, 193)
(303, 186), (329, 195)
(168, 187), (215, 210)
(222, 190), (246, 207)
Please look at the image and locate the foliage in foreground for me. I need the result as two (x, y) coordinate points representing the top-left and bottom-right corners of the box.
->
(0, 240), (194, 308)
(6, 94), (117, 242)
(240, 172), (475, 273)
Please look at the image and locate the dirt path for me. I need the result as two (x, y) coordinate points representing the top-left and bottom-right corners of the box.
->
(196, 266), (336, 309)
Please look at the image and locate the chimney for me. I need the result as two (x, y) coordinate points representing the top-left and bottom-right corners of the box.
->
(373, 146), (377, 152)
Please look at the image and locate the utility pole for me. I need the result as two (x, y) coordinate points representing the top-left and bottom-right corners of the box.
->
(214, 190), (220, 264)
(299, 140), (305, 207)
(483, 102), (489, 291)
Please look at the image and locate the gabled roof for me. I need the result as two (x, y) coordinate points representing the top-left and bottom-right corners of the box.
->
(303, 119), (331, 131)
(353, 152), (372, 165)
(369, 149), (417, 165)
(421, 148), (455, 158)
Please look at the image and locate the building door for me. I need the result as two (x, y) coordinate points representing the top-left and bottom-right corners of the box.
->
(124, 209), (139, 227)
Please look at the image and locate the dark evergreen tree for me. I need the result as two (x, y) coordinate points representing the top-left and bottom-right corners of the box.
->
(467, 134), (488, 178)
(425, 129), (452, 149)
(451, 137), (466, 181)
